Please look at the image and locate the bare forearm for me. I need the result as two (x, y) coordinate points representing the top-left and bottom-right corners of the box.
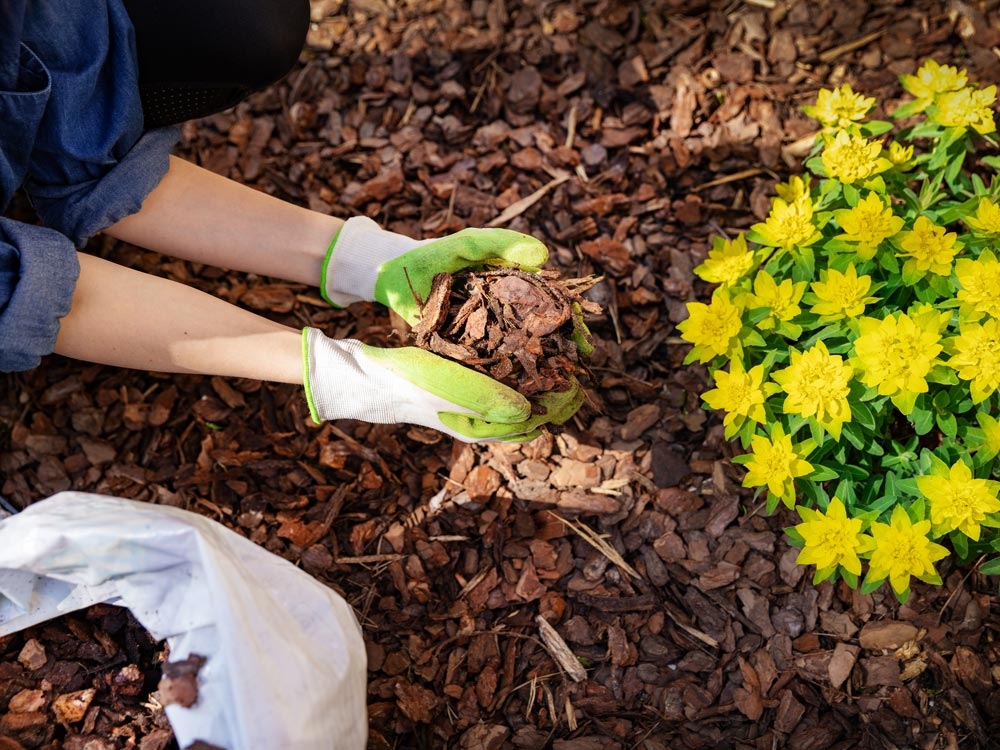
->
(106, 156), (342, 285)
(55, 253), (304, 383)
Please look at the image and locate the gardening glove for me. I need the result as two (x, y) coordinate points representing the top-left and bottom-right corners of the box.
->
(303, 327), (578, 442)
(321, 216), (549, 325)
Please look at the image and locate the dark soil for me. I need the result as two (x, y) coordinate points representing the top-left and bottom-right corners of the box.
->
(5, 1), (1000, 749)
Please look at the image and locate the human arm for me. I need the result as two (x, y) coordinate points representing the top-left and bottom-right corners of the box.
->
(54, 252), (304, 382)
(99, 156), (583, 433)
(53, 253), (545, 441)
(105, 155), (343, 285)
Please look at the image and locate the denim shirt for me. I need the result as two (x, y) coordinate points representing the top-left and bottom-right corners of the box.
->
(0, 0), (179, 371)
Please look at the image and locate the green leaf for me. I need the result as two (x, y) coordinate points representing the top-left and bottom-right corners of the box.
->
(809, 464), (842, 482)
(884, 470), (901, 500)
(951, 530), (970, 562)
(841, 422), (865, 450)
(911, 406), (935, 436)
(805, 156), (826, 176)
(784, 525), (805, 545)
(878, 250), (900, 275)
(891, 100), (927, 120)
(842, 182), (861, 207)
(808, 418), (826, 448)
(860, 574), (885, 596)
(850, 399), (877, 431)
(977, 557), (1000, 576)
(834, 478), (856, 504)
(793, 246), (815, 281)
(863, 120), (894, 136)
(927, 273), (956, 299)
(937, 411), (958, 439)
(981, 155), (1000, 171)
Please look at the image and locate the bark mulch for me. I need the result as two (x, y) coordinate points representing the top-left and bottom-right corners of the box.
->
(4, 1), (1000, 748)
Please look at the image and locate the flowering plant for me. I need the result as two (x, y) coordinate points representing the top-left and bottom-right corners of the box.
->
(681, 61), (1000, 601)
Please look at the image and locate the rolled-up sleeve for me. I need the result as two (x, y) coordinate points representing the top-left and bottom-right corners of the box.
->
(20, 0), (179, 246)
(29, 125), (179, 247)
(0, 0), (180, 370)
(0, 218), (79, 371)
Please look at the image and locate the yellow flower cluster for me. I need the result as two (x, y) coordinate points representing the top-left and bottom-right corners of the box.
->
(794, 458), (999, 597)
(681, 57), (1000, 600)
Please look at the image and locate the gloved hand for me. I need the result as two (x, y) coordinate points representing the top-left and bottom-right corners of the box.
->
(302, 328), (583, 442)
(321, 217), (549, 324)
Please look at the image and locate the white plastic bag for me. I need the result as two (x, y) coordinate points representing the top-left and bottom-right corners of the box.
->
(0, 492), (368, 750)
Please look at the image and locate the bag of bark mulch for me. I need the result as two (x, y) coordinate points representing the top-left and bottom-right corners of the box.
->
(0, 492), (367, 750)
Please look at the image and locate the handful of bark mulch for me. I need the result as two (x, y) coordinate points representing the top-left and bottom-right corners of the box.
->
(410, 267), (601, 406)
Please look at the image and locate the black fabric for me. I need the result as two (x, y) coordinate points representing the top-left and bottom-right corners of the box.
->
(122, 0), (310, 127)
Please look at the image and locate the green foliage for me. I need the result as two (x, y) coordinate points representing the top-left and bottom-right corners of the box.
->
(683, 61), (1000, 599)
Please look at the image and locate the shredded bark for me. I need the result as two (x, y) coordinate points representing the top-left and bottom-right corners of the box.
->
(413, 268), (601, 401)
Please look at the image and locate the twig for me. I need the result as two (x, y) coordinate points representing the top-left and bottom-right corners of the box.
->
(334, 554), (406, 564)
(553, 513), (640, 579)
(692, 168), (767, 193)
(565, 102), (578, 149)
(818, 31), (884, 63)
(486, 173), (571, 228)
(536, 615), (587, 682)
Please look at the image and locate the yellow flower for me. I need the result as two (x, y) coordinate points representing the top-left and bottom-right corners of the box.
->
(802, 84), (876, 131)
(955, 250), (1000, 320)
(896, 215), (960, 277)
(851, 311), (945, 414)
(888, 141), (914, 167)
(809, 264), (879, 320)
(742, 424), (813, 508)
(975, 412), (1000, 461)
(949, 318), (1000, 403)
(774, 175), (811, 203)
(747, 270), (806, 331)
(833, 192), (904, 260)
(751, 195), (821, 252)
(795, 497), (873, 578)
(964, 198), (1000, 235)
(695, 233), (756, 288)
(820, 131), (892, 185)
(917, 459), (1000, 541)
(931, 86), (997, 134)
(867, 505), (949, 597)
(772, 341), (854, 439)
(900, 59), (967, 102)
(702, 358), (768, 440)
(678, 289), (743, 364)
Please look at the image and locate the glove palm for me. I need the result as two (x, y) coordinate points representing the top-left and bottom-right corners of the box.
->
(322, 217), (548, 323)
(303, 328), (575, 442)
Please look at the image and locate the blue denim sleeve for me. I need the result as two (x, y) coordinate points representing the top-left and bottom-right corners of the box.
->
(20, 0), (180, 246)
(29, 126), (181, 247)
(0, 218), (79, 371)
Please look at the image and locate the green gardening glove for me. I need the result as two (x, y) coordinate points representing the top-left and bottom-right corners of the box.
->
(321, 216), (548, 324)
(303, 328), (565, 442)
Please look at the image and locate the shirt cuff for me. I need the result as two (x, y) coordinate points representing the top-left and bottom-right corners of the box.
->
(0, 218), (79, 371)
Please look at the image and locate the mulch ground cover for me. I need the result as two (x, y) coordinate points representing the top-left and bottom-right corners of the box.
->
(4, 0), (1000, 748)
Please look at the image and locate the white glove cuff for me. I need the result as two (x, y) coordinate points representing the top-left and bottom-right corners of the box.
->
(304, 330), (395, 423)
(321, 216), (425, 307)
(303, 329), (475, 437)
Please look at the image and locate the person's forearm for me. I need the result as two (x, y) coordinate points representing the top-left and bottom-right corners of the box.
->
(106, 156), (343, 285)
(55, 253), (304, 383)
